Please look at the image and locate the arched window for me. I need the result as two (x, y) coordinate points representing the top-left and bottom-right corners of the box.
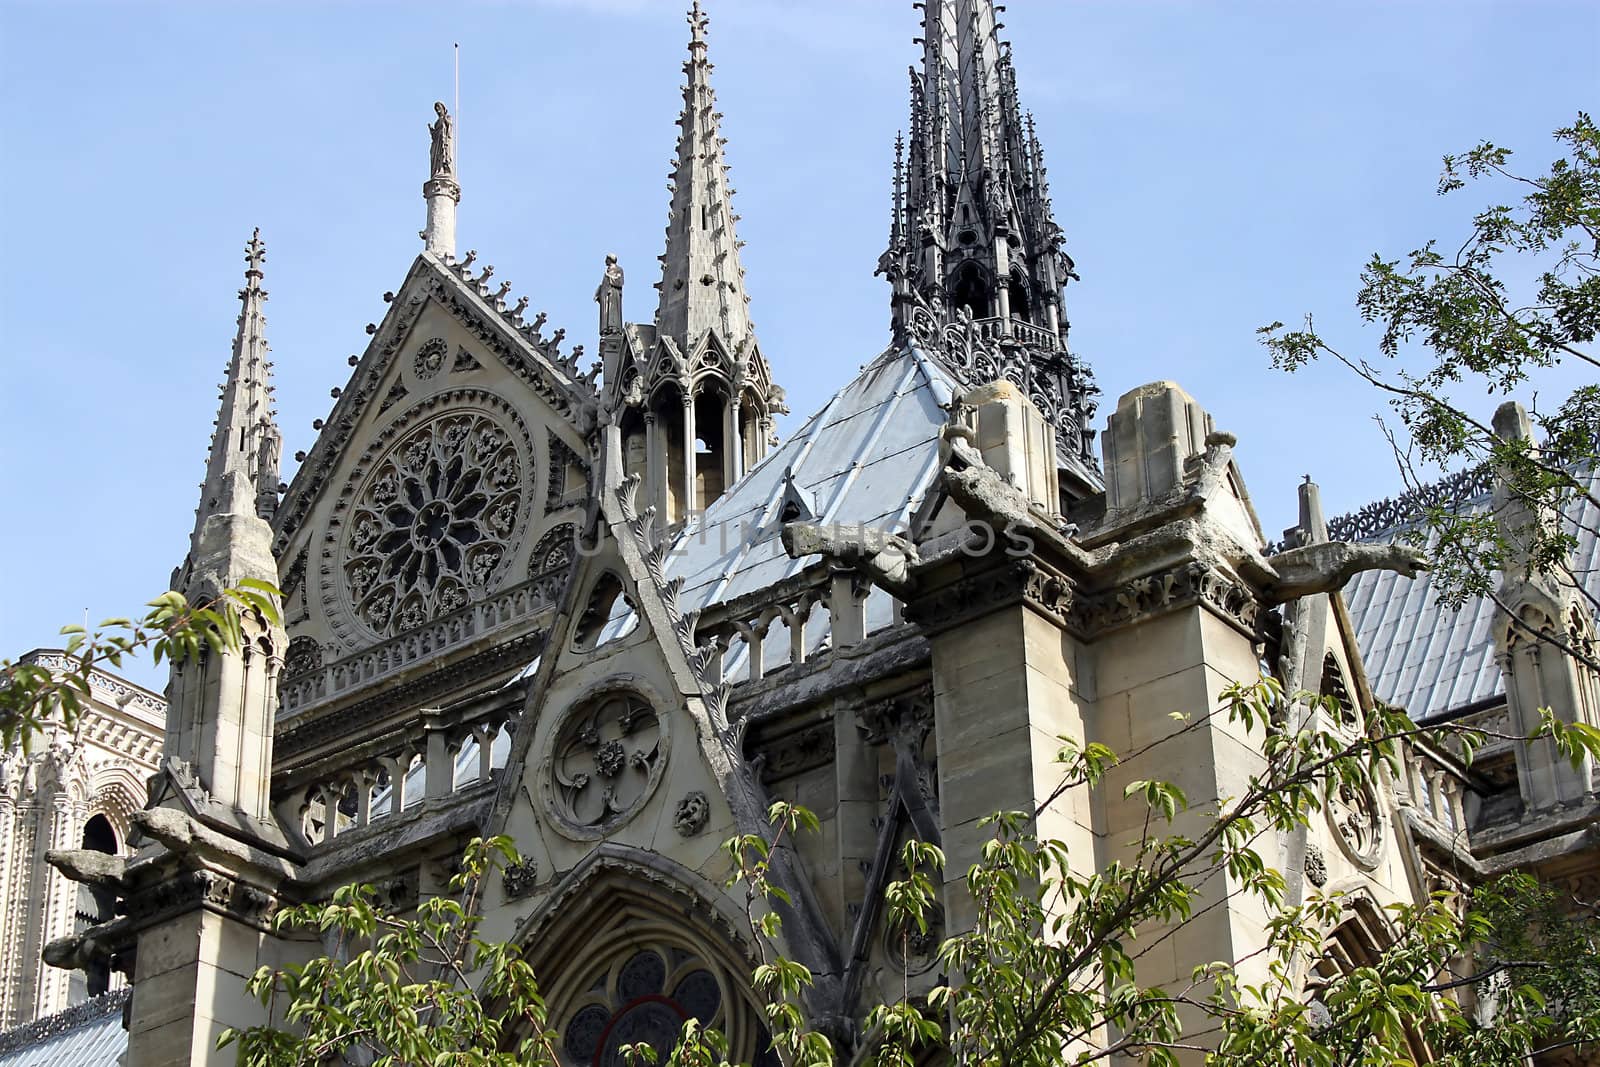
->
(70, 814), (118, 1002)
(558, 945), (778, 1067)
(1008, 272), (1031, 325)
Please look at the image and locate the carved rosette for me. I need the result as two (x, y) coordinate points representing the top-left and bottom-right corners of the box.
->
(331, 393), (534, 640)
(412, 337), (448, 380)
(884, 904), (944, 976)
(540, 688), (666, 839)
(1326, 778), (1384, 870)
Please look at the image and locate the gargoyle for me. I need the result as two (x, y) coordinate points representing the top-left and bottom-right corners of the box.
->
(45, 848), (127, 891)
(781, 522), (920, 599)
(44, 931), (106, 972)
(1263, 540), (1428, 604)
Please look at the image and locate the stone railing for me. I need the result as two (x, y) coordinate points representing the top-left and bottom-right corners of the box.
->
(1396, 741), (1474, 837)
(969, 316), (1061, 352)
(277, 692), (519, 849)
(279, 572), (563, 714)
(692, 562), (906, 686)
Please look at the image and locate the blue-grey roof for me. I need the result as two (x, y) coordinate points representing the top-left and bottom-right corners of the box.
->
(646, 345), (954, 678)
(1342, 464), (1599, 718)
(0, 991), (128, 1067)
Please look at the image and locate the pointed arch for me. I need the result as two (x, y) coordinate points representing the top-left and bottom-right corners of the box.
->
(510, 847), (775, 1066)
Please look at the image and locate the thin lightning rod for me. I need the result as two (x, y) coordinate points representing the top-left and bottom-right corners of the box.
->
(453, 43), (460, 173)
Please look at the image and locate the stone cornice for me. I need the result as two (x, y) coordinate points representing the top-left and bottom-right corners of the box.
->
(906, 554), (1268, 643)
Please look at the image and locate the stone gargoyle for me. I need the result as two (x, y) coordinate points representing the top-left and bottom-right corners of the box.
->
(781, 522), (921, 599)
(45, 848), (127, 891)
(1262, 540), (1428, 604)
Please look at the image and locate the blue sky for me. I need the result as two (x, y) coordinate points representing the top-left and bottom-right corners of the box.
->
(1, 0), (1595, 689)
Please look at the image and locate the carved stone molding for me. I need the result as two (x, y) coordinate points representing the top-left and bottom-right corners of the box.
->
(906, 557), (1266, 643)
(122, 868), (279, 930)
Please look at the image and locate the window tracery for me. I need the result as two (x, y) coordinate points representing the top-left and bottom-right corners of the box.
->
(339, 406), (528, 637)
(558, 945), (777, 1067)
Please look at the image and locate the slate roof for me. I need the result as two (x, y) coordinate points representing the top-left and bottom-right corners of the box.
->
(1341, 464), (1599, 719)
(0, 990), (128, 1067)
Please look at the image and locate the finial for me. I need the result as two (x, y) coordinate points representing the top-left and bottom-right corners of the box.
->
(688, 0), (709, 48)
(423, 102), (461, 257)
(244, 228), (266, 284)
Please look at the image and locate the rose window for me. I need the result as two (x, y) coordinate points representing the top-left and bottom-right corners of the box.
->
(548, 693), (662, 833)
(342, 410), (524, 637)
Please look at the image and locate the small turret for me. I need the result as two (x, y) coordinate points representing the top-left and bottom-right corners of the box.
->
(602, 2), (785, 526)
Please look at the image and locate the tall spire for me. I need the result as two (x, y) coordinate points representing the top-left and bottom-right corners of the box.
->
(654, 1), (756, 355)
(167, 230), (286, 826)
(881, 0), (1100, 493)
(193, 228), (283, 546)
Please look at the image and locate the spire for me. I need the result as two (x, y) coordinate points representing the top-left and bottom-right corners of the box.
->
(423, 102), (460, 258)
(654, 1), (756, 355)
(193, 228), (282, 547)
(166, 230), (286, 826)
(883, 0), (1101, 494)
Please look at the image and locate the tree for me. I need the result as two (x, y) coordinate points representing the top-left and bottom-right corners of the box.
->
(222, 680), (1600, 1067)
(0, 580), (282, 751)
(1260, 112), (1599, 671)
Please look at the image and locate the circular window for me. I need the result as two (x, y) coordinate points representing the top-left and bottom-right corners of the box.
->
(541, 689), (665, 839)
(338, 403), (529, 638)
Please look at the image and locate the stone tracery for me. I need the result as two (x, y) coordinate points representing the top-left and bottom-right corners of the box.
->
(338, 400), (531, 638)
(545, 691), (664, 836)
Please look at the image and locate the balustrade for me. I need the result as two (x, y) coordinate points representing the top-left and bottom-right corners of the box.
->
(693, 563), (906, 686)
(279, 574), (561, 714)
(281, 699), (516, 849)
(1398, 743), (1472, 835)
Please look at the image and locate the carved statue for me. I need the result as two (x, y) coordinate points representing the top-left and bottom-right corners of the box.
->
(429, 102), (455, 178)
(1263, 541), (1429, 604)
(781, 522), (921, 599)
(595, 253), (624, 335)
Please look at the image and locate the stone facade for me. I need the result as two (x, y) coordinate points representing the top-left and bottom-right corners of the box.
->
(31, 1), (1599, 1065)
(0, 653), (163, 1029)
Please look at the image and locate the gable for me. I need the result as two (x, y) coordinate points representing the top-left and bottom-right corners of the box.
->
(270, 253), (596, 753)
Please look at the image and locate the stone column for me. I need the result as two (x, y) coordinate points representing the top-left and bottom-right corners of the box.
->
(681, 390), (697, 520)
(644, 411), (662, 525)
(727, 397), (744, 485)
(423, 176), (460, 259)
